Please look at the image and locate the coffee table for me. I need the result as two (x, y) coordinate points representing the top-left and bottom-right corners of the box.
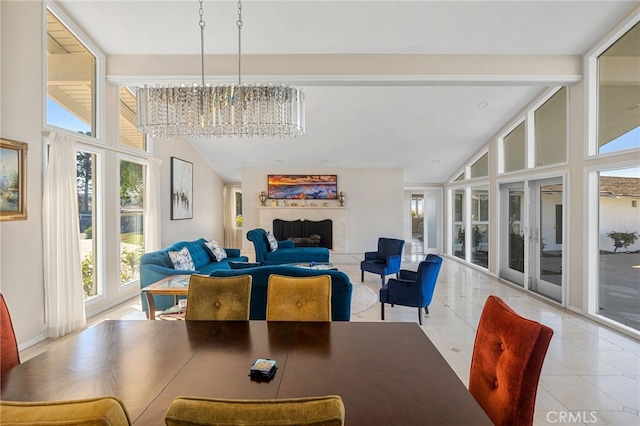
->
(141, 275), (191, 320)
(287, 262), (336, 270)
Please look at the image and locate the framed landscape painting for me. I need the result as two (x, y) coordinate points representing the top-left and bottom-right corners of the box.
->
(268, 175), (337, 199)
(171, 157), (193, 220)
(0, 138), (28, 221)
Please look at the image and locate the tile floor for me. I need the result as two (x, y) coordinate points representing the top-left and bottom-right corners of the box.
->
(20, 254), (640, 426)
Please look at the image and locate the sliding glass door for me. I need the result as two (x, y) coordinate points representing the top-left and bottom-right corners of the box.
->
(529, 178), (564, 302)
(500, 182), (525, 286)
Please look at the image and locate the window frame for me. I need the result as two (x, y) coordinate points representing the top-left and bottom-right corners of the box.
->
(584, 11), (640, 158)
(77, 144), (106, 308)
(43, 2), (105, 142)
(117, 86), (149, 154)
(117, 153), (148, 293)
(532, 86), (569, 168)
(585, 158), (640, 336)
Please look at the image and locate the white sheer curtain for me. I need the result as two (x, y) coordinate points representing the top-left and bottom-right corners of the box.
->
(145, 158), (162, 252)
(223, 184), (240, 248)
(42, 132), (86, 338)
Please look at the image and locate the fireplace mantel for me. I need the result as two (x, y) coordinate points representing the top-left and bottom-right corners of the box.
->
(258, 206), (345, 210)
(258, 207), (347, 252)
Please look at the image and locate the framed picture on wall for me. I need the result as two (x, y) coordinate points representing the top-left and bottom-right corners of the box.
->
(171, 157), (193, 220)
(0, 138), (28, 221)
(268, 175), (338, 199)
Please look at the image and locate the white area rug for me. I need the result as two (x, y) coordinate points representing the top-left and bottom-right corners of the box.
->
(351, 282), (378, 315)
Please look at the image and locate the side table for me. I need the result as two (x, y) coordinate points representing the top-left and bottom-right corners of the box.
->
(141, 275), (191, 320)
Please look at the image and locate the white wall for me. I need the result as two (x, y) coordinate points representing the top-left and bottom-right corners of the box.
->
(0, 0), (46, 347)
(153, 138), (225, 247)
(241, 168), (404, 255)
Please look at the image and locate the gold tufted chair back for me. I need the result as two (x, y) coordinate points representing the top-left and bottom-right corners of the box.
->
(165, 395), (345, 426)
(469, 295), (553, 426)
(266, 274), (332, 321)
(185, 275), (252, 321)
(0, 396), (132, 426)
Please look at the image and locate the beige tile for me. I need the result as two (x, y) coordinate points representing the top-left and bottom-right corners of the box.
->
(540, 376), (622, 411)
(582, 375), (640, 411)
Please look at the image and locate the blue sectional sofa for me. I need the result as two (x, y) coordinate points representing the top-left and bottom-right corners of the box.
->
(140, 238), (248, 314)
(246, 228), (330, 265)
(211, 265), (352, 321)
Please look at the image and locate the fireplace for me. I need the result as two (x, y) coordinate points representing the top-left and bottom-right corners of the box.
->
(273, 219), (333, 249)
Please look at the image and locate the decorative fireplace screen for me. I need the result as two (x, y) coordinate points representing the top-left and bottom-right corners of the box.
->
(272, 219), (333, 249)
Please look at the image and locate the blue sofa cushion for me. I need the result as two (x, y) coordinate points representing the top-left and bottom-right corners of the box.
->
(265, 248), (329, 264)
(211, 265), (352, 321)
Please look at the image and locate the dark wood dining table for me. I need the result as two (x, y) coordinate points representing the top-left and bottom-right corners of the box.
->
(1, 320), (492, 425)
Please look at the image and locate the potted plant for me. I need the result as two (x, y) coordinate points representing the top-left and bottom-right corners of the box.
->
(606, 231), (639, 253)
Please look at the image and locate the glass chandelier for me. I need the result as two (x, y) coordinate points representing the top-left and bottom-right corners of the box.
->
(136, 0), (305, 139)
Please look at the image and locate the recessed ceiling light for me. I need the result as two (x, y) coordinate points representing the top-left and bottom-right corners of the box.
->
(625, 104), (640, 111)
(432, 160), (440, 165)
(477, 101), (489, 109)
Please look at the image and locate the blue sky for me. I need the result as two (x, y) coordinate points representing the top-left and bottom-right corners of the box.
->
(47, 98), (91, 134)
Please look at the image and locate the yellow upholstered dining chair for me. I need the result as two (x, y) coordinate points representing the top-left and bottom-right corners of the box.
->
(165, 395), (345, 426)
(0, 396), (132, 426)
(184, 275), (252, 321)
(469, 295), (553, 426)
(1, 293), (20, 374)
(266, 274), (332, 321)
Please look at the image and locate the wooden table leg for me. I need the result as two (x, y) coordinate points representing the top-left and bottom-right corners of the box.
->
(145, 292), (157, 320)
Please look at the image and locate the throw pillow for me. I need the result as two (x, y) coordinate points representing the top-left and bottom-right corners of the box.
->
(266, 232), (279, 252)
(168, 247), (196, 271)
(204, 240), (228, 262)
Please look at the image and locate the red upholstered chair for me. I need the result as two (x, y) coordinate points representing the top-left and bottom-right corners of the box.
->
(1, 293), (20, 373)
(469, 295), (553, 426)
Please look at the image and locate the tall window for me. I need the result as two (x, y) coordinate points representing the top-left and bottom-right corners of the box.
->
(411, 195), (424, 219)
(535, 87), (567, 166)
(503, 122), (526, 173)
(77, 150), (98, 299)
(597, 167), (640, 332)
(597, 22), (640, 154)
(119, 87), (146, 151)
(119, 160), (145, 286)
(453, 189), (465, 260)
(235, 190), (243, 228)
(508, 188), (525, 274)
(46, 9), (96, 136)
(471, 185), (489, 269)
(470, 153), (488, 178)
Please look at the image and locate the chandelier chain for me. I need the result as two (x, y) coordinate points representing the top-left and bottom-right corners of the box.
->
(237, 0), (243, 85)
(198, 0), (205, 87)
(135, 0), (305, 138)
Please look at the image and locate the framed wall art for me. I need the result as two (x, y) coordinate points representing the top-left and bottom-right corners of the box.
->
(0, 138), (28, 221)
(171, 157), (193, 220)
(268, 175), (337, 199)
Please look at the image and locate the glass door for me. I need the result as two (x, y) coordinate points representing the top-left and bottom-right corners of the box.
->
(500, 182), (526, 286)
(423, 189), (441, 254)
(409, 193), (424, 254)
(529, 178), (564, 303)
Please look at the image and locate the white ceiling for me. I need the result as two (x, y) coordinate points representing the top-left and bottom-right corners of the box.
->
(58, 0), (637, 183)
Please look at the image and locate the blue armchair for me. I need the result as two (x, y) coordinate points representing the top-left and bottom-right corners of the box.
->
(379, 254), (443, 325)
(360, 237), (405, 285)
